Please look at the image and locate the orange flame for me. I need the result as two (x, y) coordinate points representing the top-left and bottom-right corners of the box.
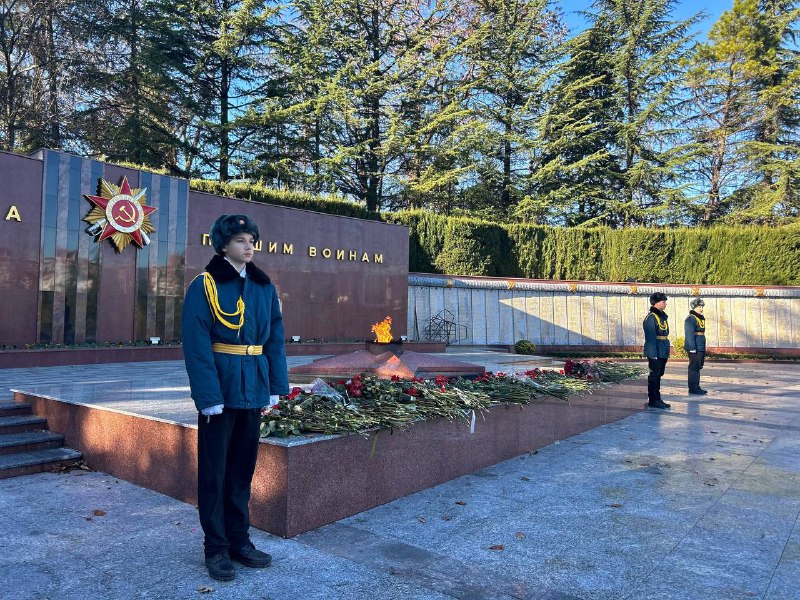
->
(371, 316), (393, 343)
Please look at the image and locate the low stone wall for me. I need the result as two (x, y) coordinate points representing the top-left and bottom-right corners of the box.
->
(409, 274), (800, 356)
(0, 346), (184, 368)
(0, 342), (447, 368)
(15, 378), (645, 538)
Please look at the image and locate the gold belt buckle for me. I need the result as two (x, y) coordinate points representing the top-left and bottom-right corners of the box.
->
(246, 345), (255, 355)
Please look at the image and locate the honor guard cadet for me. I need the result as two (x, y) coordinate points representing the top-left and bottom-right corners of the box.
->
(684, 297), (708, 395)
(182, 214), (289, 582)
(643, 292), (671, 409)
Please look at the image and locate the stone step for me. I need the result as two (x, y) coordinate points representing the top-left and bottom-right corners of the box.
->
(0, 402), (32, 417)
(0, 415), (48, 434)
(0, 447), (83, 479)
(0, 430), (65, 456)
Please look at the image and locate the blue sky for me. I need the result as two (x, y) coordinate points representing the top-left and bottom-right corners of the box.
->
(557, 0), (734, 40)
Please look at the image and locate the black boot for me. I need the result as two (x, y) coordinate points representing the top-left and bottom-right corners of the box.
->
(689, 388), (708, 395)
(230, 543), (272, 568)
(648, 399), (671, 409)
(205, 552), (236, 581)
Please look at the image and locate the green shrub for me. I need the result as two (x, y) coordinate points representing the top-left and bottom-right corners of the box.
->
(671, 337), (687, 358)
(514, 340), (537, 355)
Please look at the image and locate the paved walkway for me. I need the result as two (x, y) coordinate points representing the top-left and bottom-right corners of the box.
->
(1, 360), (799, 599)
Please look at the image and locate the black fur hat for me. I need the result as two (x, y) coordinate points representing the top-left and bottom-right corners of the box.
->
(649, 292), (668, 305)
(209, 214), (260, 255)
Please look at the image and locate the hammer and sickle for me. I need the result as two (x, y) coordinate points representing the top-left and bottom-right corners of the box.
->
(116, 203), (137, 224)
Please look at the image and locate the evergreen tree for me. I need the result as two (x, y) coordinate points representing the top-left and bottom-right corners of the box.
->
(388, 3), (484, 213)
(274, 0), (466, 211)
(680, 0), (762, 224)
(727, 0), (800, 224)
(174, 0), (280, 180)
(0, 0), (61, 151)
(528, 20), (622, 225)
(582, 0), (700, 226)
(463, 0), (566, 214)
(65, 0), (198, 173)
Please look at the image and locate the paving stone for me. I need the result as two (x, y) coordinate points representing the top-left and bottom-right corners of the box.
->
(1, 360), (799, 599)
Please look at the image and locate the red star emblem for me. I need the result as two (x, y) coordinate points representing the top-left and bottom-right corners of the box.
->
(84, 176), (157, 251)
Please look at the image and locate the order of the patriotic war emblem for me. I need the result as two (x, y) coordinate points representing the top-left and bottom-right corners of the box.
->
(83, 176), (157, 252)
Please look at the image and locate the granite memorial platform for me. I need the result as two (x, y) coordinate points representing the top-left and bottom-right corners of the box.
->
(9, 358), (646, 537)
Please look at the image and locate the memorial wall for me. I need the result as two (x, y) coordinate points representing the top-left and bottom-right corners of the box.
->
(0, 149), (409, 347)
(3, 147), (797, 356)
(408, 274), (800, 356)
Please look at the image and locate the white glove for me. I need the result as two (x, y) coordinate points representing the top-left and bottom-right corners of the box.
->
(689, 350), (697, 353)
(268, 395), (280, 410)
(201, 404), (224, 416)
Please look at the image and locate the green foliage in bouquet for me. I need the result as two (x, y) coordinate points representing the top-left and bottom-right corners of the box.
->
(262, 362), (645, 438)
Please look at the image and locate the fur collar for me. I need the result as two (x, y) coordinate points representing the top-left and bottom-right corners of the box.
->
(690, 310), (705, 322)
(650, 306), (668, 319)
(205, 254), (271, 285)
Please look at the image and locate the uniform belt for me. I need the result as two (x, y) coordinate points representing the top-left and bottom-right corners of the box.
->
(695, 332), (704, 336)
(656, 335), (669, 340)
(212, 343), (263, 356)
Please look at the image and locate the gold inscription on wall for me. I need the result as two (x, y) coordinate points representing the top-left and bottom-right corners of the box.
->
(200, 234), (383, 264)
(4, 205), (21, 221)
(308, 246), (383, 263)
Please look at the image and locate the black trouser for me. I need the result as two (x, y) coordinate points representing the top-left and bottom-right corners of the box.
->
(647, 357), (668, 404)
(197, 408), (261, 557)
(688, 351), (706, 391)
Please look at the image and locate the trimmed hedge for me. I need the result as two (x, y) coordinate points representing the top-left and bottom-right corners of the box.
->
(392, 212), (800, 285)
(112, 161), (797, 286)
(190, 179), (382, 221)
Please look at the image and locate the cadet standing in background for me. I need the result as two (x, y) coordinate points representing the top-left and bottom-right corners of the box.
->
(643, 292), (671, 409)
(684, 297), (708, 395)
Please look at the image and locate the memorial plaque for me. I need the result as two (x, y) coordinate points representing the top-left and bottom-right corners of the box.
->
(582, 294), (598, 345)
(498, 290), (515, 344)
(470, 288), (488, 345)
(456, 287), (473, 344)
(717, 297), (732, 346)
(2, 148), (409, 346)
(485, 289), (502, 344)
(760, 298), (778, 347)
(540, 293), (555, 345)
(773, 298), (793, 348)
(525, 293), (542, 344)
(426, 286), (446, 341)
(566, 294), (582, 345)
(731, 300), (751, 347)
(444, 287), (460, 341)
(620, 295), (637, 346)
(552, 293), (570, 345)
(608, 295), (623, 345)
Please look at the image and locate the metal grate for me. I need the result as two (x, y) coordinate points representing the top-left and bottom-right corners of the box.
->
(424, 309), (468, 343)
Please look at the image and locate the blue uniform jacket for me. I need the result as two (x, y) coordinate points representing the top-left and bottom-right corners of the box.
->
(643, 307), (671, 359)
(182, 255), (290, 412)
(683, 311), (707, 352)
